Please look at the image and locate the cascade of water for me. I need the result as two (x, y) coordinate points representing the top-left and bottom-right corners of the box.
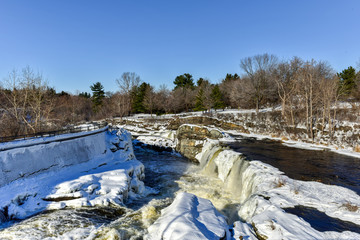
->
(224, 156), (251, 202)
(197, 141), (258, 204)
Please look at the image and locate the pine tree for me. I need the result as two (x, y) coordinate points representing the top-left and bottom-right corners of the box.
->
(338, 66), (356, 96)
(132, 82), (149, 113)
(194, 87), (206, 111)
(90, 82), (105, 112)
(173, 73), (195, 90)
(211, 85), (225, 110)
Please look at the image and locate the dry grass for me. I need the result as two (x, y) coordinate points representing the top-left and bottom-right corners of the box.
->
(354, 145), (360, 153)
(275, 178), (285, 188)
(343, 202), (359, 212)
(281, 136), (289, 141)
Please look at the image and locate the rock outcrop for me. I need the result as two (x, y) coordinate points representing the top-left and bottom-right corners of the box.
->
(175, 124), (224, 162)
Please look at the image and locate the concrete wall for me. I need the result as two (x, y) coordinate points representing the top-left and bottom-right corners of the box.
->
(0, 128), (107, 187)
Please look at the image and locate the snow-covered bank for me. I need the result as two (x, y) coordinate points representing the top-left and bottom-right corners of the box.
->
(0, 129), (146, 225)
(0, 127), (108, 188)
(194, 139), (360, 239)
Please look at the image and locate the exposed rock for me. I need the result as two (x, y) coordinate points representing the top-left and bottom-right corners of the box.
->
(175, 125), (223, 162)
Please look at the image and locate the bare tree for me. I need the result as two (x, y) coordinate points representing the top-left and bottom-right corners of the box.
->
(143, 84), (156, 116)
(0, 69), (24, 135)
(296, 60), (335, 140)
(23, 67), (53, 133)
(240, 53), (278, 112)
(154, 84), (170, 113)
(273, 57), (302, 124)
(116, 72), (141, 116)
(0, 66), (54, 136)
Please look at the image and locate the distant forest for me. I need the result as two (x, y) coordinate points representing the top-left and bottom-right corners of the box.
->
(1, 53), (360, 138)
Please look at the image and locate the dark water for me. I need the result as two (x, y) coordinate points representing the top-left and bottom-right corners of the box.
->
(223, 136), (360, 195)
(129, 141), (191, 210)
(284, 206), (360, 234)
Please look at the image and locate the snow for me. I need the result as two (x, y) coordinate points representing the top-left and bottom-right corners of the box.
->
(136, 135), (176, 149)
(0, 129), (147, 222)
(146, 192), (230, 240)
(232, 221), (257, 240)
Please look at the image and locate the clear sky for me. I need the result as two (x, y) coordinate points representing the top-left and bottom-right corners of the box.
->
(0, 0), (359, 94)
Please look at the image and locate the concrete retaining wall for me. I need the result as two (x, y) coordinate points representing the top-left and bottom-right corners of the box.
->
(0, 128), (108, 187)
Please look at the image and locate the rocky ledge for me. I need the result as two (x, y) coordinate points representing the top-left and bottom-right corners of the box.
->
(175, 124), (224, 162)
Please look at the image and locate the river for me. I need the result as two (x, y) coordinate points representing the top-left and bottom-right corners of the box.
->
(0, 137), (359, 239)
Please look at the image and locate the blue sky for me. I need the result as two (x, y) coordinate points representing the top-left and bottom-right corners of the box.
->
(0, 0), (359, 93)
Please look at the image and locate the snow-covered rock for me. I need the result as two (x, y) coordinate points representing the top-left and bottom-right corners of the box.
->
(146, 192), (230, 240)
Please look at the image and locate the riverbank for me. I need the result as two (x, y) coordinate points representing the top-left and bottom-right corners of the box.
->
(115, 110), (360, 159)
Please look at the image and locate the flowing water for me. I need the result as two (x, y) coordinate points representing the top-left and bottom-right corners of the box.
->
(1, 137), (360, 239)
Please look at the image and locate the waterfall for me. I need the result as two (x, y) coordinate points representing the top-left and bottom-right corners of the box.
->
(196, 140), (257, 202)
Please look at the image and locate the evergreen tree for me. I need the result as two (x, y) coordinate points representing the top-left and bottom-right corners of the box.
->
(211, 85), (225, 110)
(132, 82), (149, 113)
(223, 73), (240, 82)
(173, 73), (195, 90)
(194, 87), (206, 111)
(197, 77), (205, 87)
(79, 92), (91, 98)
(338, 66), (356, 96)
(90, 82), (105, 112)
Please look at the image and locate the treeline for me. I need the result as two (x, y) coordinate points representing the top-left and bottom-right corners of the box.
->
(1, 54), (360, 139)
